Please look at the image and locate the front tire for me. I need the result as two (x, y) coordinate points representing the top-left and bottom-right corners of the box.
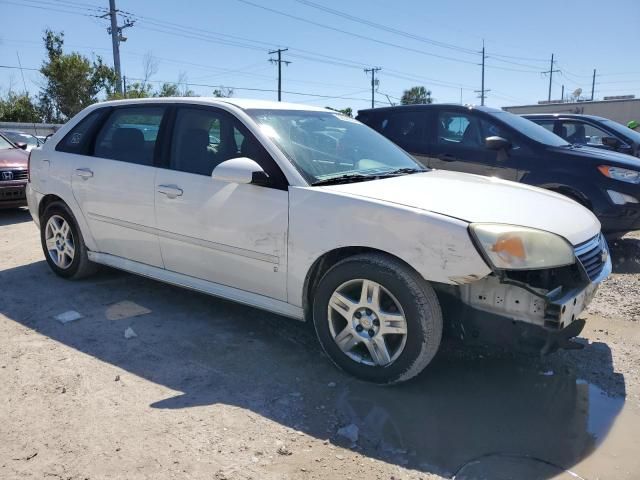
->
(40, 201), (98, 279)
(312, 253), (442, 384)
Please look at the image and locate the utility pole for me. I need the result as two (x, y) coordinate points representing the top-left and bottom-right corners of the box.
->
(364, 67), (381, 108)
(543, 53), (560, 102)
(591, 69), (597, 101)
(561, 84), (565, 103)
(103, 0), (134, 96)
(479, 40), (487, 106)
(269, 48), (291, 102)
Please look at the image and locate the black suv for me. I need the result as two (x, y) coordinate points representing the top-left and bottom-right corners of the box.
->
(357, 104), (640, 236)
(523, 113), (640, 158)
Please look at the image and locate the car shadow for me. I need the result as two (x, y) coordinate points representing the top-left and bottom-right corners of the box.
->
(608, 235), (640, 274)
(0, 259), (626, 479)
(0, 208), (31, 226)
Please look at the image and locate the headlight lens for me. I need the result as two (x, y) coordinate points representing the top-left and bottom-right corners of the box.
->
(470, 224), (575, 270)
(598, 165), (640, 184)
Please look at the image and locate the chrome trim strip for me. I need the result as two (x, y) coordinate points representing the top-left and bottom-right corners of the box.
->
(87, 212), (280, 265)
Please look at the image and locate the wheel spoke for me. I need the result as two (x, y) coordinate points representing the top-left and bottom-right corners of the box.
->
(334, 325), (360, 353)
(60, 221), (70, 238)
(65, 241), (75, 261)
(45, 237), (57, 251)
(379, 312), (407, 335)
(365, 337), (392, 366)
(360, 280), (381, 309)
(329, 291), (356, 321)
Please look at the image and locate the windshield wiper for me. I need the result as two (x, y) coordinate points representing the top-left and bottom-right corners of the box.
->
(312, 173), (379, 186)
(311, 167), (426, 186)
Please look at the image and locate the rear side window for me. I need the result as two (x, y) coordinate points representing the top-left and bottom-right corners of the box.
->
(56, 110), (104, 154)
(93, 107), (165, 165)
(533, 120), (555, 133)
(560, 121), (613, 147)
(380, 111), (425, 143)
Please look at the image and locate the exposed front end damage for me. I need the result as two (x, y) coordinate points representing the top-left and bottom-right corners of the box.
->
(437, 235), (612, 354)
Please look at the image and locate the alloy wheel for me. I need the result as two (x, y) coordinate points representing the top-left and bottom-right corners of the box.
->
(44, 215), (75, 269)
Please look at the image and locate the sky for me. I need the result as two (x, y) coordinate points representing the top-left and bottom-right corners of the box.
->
(1, 0), (640, 113)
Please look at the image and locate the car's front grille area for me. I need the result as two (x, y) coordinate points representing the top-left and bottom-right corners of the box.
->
(575, 234), (607, 281)
(0, 169), (28, 181)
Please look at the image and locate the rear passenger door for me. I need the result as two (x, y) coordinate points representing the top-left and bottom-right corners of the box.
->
(70, 105), (166, 267)
(376, 110), (430, 167)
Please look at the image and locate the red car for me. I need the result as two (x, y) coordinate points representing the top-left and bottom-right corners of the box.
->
(0, 133), (29, 208)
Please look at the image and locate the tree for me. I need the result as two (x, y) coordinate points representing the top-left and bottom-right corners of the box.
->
(325, 106), (353, 117)
(39, 30), (116, 122)
(155, 83), (180, 97)
(213, 87), (233, 98)
(0, 92), (42, 123)
(401, 86), (432, 105)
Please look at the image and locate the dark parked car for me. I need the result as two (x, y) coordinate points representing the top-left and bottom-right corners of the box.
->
(357, 104), (640, 237)
(523, 113), (640, 158)
(0, 132), (29, 208)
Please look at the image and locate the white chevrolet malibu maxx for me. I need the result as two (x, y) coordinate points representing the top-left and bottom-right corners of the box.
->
(27, 98), (611, 384)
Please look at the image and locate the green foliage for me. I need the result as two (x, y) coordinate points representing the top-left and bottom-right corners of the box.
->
(156, 83), (180, 97)
(212, 87), (233, 98)
(325, 106), (353, 117)
(400, 86), (432, 105)
(0, 93), (42, 123)
(39, 30), (116, 122)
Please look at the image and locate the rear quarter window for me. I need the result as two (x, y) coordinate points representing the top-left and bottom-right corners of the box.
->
(56, 109), (105, 154)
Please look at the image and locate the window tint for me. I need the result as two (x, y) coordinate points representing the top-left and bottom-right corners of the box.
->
(534, 120), (555, 133)
(170, 107), (287, 188)
(438, 112), (482, 147)
(94, 107), (164, 165)
(56, 109), (104, 154)
(560, 121), (615, 146)
(380, 111), (424, 143)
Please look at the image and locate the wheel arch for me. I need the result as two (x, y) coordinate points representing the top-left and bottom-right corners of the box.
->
(541, 183), (593, 211)
(302, 246), (421, 322)
(37, 193), (98, 252)
(38, 193), (66, 219)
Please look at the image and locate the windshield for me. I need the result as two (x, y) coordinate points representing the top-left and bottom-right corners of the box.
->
(4, 131), (39, 147)
(489, 111), (570, 147)
(246, 109), (424, 184)
(600, 119), (640, 144)
(0, 134), (15, 150)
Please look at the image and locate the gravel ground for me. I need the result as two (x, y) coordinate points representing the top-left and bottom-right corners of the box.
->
(1, 209), (639, 480)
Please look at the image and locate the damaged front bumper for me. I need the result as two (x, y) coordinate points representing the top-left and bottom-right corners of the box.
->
(439, 236), (612, 354)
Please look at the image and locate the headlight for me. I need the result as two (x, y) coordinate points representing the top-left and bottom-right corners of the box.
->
(598, 165), (640, 184)
(470, 224), (575, 270)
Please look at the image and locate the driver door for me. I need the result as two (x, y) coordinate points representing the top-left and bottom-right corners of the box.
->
(154, 106), (289, 300)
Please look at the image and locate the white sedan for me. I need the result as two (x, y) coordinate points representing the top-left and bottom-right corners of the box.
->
(26, 98), (611, 384)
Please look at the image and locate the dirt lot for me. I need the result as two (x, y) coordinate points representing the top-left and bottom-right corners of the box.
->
(1, 208), (640, 480)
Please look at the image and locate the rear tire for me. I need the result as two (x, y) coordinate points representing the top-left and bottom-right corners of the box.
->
(312, 253), (442, 384)
(40, 201), (98, 279)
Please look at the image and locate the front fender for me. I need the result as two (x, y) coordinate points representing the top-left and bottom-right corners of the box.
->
(287, 187), (492, 307)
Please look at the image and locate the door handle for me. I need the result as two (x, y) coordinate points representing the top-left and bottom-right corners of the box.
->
(75, 168), (93, 179)
(437, 153), (456, 162)
(157, 184), (183, 199)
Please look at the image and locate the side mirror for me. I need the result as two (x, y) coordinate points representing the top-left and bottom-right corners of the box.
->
(15, 142), (28, 150)
(485, 136), (511, 151)
(602, 136), (622, 149)
(211, 157), (268, 185)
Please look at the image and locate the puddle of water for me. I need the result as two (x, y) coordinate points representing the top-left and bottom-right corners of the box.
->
(334, 354), (628, 479)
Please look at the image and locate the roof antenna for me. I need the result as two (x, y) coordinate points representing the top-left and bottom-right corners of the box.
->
(16, 51), (39, 137)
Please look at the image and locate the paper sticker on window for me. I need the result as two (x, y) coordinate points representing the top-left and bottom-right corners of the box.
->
(70, 132), (82, 144)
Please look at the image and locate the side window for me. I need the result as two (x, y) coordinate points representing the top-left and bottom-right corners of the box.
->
(438, 112), (482, 147)
(379, 111), (424, 144)
(480, 118), (519, 148)
(93, 107), (164, 165)
(56, 109), (104, 154)
(561, 121), (613, 146)
(534, 120), (556, 133)
(170, 107), (288, 188)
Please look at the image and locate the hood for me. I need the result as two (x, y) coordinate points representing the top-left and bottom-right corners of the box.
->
(556, 145), (640, 168)
(321, 170), (600, 246)
(0, 148), (28, 168)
